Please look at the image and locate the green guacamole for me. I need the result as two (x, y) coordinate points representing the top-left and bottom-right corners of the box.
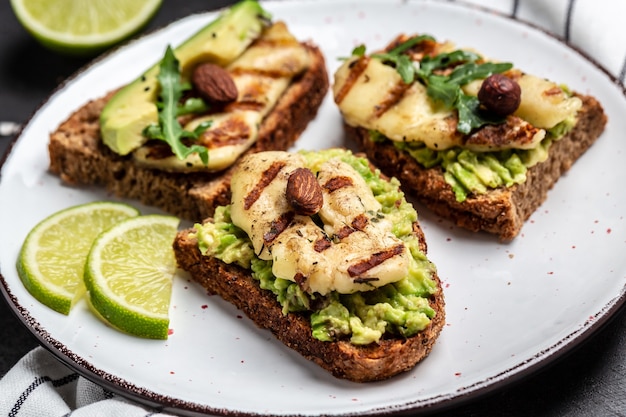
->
(192, 149), (439, 345)
(377, 115), (576, 202)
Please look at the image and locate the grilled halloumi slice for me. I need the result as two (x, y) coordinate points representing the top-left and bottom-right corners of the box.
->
(133, 22), (311, 172)
(230, 151), (410, 295)
(333, 39), (581, 152)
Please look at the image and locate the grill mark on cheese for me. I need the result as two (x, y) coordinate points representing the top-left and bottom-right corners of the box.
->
(224, 102), (266, 112)
(348, 243), (405, 277)
(334, 56), (370, 104)
(336, 225), (355, 240)
(464, 115), (543, 150)
(229, 68), (288, 98)
(335, 214), (369, 240)
(235, 68), (302, 79)
(323, 176), (354, 192)
(314, 236), (332, 252)
(199, 116), (252, 148)
(225, 68), (289, 113)
(244, 160), (287, 209)
(351, 213), (369, 231)
(141, 142), (175, 160)
(263, 211), (295, 246)
(372, 81), (411, 119)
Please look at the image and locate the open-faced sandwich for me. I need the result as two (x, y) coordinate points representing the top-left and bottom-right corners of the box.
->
(333, 33), (607, 241)
(173, 149), (445, 382)
(49, 0), (328, 221)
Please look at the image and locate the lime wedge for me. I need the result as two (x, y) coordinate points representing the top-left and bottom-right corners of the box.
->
(10, 0), (162, 56)
(17, 202), (140, 315)
(84, 215), (179, 340)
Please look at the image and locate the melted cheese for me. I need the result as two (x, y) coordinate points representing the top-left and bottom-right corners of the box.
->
(333, 42), (582, 152)
(133, 22), (310, 172)
(514, 74), (582, 128)
(230, 151), (410, 295)
(334, 58), (462, 150)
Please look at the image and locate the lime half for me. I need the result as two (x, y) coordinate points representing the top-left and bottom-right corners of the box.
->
(84, 215), (179, 340)
(17, 202), (140, 315)
(10, 0), (162, 56)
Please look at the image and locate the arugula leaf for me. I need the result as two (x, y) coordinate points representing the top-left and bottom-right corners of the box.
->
(387, 34), (435, 55)
(447, 61), (513, 86)
(143, 46), (210, 165)
(336, 44), (366, 61)
(456, 93), (508, 134)
(371, 52), (416, 83)
(417, 49), (481, 76)
(370, 35), (435, 84)
(351, 44), (366, 57)
(369, 35), (514, 134)
(425, 74), (458, 108)
(177, 97), (210, 116)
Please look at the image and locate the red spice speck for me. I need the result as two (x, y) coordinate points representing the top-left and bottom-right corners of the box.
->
(547, 271), (554, 275)
(170, 371), (175, 375)
(237, 315), (243, 319)
(201, 304), (208, 309)
(607, 228), (612, 234)
(454, 372), (462, 377)
(168, 329), (174, 336)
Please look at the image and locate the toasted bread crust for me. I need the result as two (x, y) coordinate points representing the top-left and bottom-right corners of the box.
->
(48, 43), (329, 222)
(347, 94), (607, 241)
(173, 220), (445, 383)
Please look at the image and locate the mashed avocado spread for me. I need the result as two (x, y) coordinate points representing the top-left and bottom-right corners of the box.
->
(377, 115), (576, 202)
(192, 149), (438, 345)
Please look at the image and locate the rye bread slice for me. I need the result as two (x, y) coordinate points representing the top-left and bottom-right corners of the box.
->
(48, 43), (328, 222)
(347, 94), (607, 241)
(173, 219), (445, 383)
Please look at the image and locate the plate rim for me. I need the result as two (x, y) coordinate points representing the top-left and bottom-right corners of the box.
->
(1, 0), (626, 415)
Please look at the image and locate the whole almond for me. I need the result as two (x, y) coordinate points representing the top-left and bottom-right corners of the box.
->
(286, 168), (323, 216)
(191, 63), (238, 104)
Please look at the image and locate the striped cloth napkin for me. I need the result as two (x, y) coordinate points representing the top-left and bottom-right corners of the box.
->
(1, 0), (623, 416)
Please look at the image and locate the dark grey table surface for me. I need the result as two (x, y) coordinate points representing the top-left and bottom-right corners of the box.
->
(1, 1), (625, 416)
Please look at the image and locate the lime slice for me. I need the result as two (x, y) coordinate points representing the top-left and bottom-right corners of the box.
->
(84, 215), (179, 340)
(17, 202), (140, 315)
(9, 0), (162, 56)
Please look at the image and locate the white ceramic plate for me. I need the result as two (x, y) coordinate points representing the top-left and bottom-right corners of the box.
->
(1, 1), (625, 415)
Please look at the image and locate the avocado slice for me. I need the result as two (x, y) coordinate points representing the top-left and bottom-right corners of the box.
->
(100, 0), (271, 156)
